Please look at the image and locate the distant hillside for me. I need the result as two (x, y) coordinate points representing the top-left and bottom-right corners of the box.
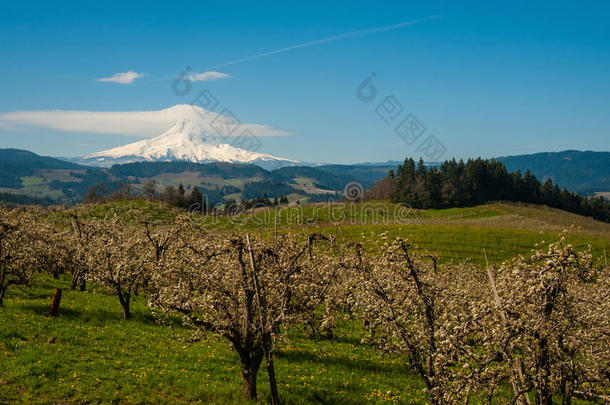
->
(315, 164), (396, 188)
(0, 149), (82, 168)
(7, 148), (606, 206)
(0, 149), (84, 188)
(108, 161), (269, 179)
(0, 149), (393, 205)
(498, 150), (610, 195)
(271, 166), (354, 191)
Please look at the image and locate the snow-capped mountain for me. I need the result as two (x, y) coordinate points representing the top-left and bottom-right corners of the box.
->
(78, 116), (300, 170)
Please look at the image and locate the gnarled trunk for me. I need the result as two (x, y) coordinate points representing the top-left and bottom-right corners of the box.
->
(237, 345), (264, 401)
(118, 291), (131, 320)
(241, 362), (259, 401)
(561, 378), (573, 405)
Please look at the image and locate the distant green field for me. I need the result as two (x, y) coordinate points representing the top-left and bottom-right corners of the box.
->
(18, 179), (66, 200)
(20, 176), (44, 187)
(292, 177), (316, 186)
(315, 224), (607, 265)
(189, 201), (610, 265)
(70, 200), (609, 266)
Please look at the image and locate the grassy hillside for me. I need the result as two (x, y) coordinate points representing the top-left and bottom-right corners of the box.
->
(190, 202), (609, 263)
(70, 199), (609, 264)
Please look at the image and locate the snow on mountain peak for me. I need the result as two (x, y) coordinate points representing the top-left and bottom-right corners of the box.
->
(81, 115), (300, 170)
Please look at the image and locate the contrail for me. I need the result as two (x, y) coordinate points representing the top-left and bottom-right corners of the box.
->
(204, 15), (441, 71)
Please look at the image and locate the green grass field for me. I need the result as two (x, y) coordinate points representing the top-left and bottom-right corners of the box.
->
(1, 276), (423, 404)
(20, 177), (44, 187)
(0, 275), (545, 405)
(194, 201), (609, 265)
(2, 201), (608, 404)
(64, 199), (610, 265)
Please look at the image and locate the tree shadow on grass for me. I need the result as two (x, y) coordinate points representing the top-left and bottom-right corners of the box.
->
(20, 302), (156, 325)
(293, 388), (363, 405)
(276, 375), (406, 405)
(329, 334), (368, 347)
(276, 347), (402, 375)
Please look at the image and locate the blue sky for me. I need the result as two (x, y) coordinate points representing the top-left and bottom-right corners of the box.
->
(0, 0), (608, 164)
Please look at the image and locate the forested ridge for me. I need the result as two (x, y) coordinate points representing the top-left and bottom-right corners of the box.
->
(368, 157), (610, 222)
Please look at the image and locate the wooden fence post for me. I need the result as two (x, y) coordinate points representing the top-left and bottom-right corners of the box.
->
(49, 288), (62, 317)
(274, 209), (278, 244)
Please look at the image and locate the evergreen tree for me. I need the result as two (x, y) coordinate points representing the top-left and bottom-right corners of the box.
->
(190, 186), (203, 208)
(379, 156), (610, 222)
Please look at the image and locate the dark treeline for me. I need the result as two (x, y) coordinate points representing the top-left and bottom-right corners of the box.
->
(367, 157), (610, 222)
(160, 185), (290, 212)
(158, 183), (246, 210)
(84, 178), (293, 213)
(224, 194), (289, 214)
(239, 194), (290, 209)
(158, 184), (212, 210)
(84, 182), (136, 204)
(241, 180), (296, 200)
(0, 192), (55, 206)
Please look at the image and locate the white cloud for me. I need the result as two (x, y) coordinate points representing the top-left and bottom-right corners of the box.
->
(0, 105), (292, 138)
(187, 71), (231, 82)
(96, 71), (145, 84)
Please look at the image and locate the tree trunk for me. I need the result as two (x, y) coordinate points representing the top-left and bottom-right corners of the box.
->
(535, 389), (552, 405)
(118, 291), (131, 320)
(428, 391), (442, 405)
(561, 389), (572, 405)
(70, 269), (80, 290)
(0, 285), (5, 306)
(561, 377), (573, 405)
(535, 337), (553, 405)
(241, 359), (260, 401)
(262, 333), (279, 405)
(560, 377), (568, 405)
(235, 342), (264, 402)
(246, 234), (280, 405)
